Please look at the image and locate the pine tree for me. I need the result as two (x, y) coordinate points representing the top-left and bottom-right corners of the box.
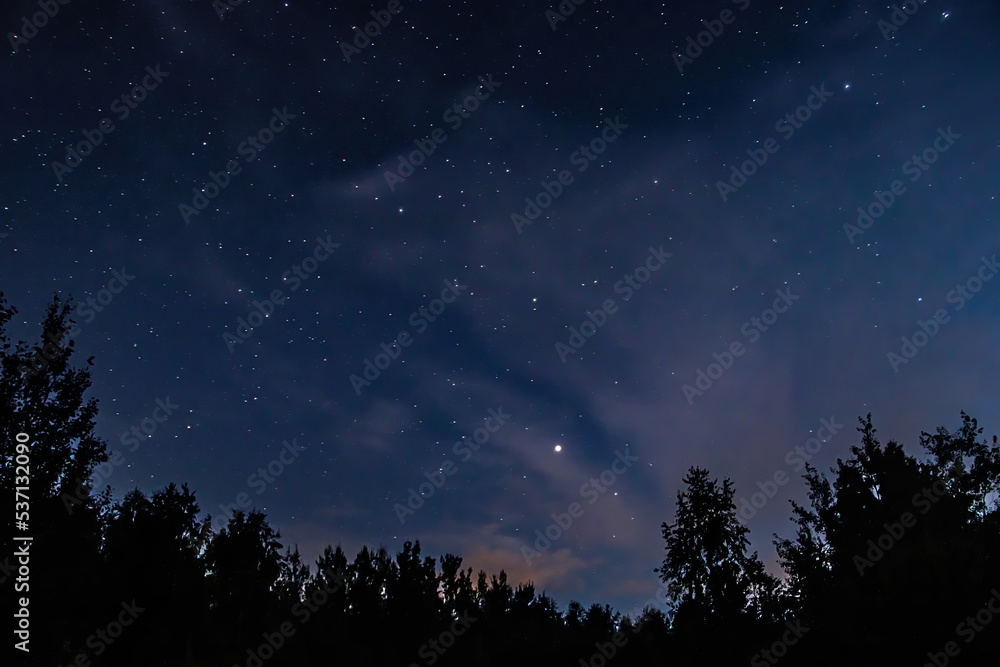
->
(656, 467), (774, 628)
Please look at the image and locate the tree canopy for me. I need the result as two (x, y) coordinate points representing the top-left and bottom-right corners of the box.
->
(4, 293), (1000, 666)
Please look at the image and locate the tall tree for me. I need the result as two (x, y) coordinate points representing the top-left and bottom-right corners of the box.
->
(438, 552), (477, 618)
(275, 544), (311, 609)
(772, 460), (834, 622)
(0, 294), (110, 663)
(656, 466), (774, 630)
(204, 509), (284, 657)
(0, 295), (108, 503)
(102, 483), (208, 666)
(387, 540), (442, 657)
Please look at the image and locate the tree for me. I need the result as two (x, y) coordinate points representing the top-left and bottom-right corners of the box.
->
(481, 569), (513, 621)
(582, 602), (619, 639)
(920, 411), (1000, 522)
(101, 483), (208, 665)
(439, 552), (477, 618)
(0, 295), (108, 504)
(275, 544), (311, 609)
(563, 599), (585, 642)
(387, 540), (442, 655)
(204, 509), (284, 655)
(773, 461), (834, 622)
(346, 545), (395, 621)
(656, 467), (774, 630)
(774, 414), (1000, 664)
(0, 294), (110, 662)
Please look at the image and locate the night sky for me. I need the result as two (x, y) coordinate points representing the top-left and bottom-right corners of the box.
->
(3, 0), (1000, 617)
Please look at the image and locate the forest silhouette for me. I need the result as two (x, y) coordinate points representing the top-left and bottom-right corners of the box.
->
(3, 294), (1000, 666)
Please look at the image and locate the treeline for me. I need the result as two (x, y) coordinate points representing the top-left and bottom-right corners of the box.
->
(3, 295), (1000, 667)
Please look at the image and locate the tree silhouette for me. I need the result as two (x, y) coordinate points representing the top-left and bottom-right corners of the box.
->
(655, 466), (779, 664)
(439, 552), (477, 618)
(0, 294), (110, 664)
(773, 460), (834, 623)
(387, 540), (443, 659)
(101, 483), (208, 665)
(204, 509), (285, 657)
(656, 467), (774, 628)
(921, 411), (1000, 521)
(9, 293), (1000, 667)
(774, 414), (1000, 664)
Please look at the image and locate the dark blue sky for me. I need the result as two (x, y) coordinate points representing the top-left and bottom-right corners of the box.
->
(3, 0), (999, 616)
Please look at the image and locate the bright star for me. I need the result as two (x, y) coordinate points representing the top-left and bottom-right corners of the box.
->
(554, 445), (562, 452)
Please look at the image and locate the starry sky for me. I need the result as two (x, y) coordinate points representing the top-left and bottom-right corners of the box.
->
(3, 0), (1000, 617)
